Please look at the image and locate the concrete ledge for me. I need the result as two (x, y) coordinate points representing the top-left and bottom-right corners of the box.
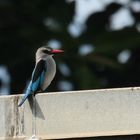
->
(1, 87), (140, 139)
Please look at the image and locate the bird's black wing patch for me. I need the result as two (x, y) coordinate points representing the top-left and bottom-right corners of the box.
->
(32, 60), (46, 83)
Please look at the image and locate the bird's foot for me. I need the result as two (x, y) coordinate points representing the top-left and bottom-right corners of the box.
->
(37, 90), (43, 93)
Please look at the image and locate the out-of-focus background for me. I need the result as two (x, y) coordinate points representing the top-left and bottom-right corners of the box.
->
(0, 0), (140, 95)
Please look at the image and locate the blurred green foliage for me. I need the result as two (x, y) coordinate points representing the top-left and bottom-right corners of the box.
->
(0, 0), (140, 94)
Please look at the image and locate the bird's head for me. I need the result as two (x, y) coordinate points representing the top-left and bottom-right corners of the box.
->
(36, 47), (64, 61)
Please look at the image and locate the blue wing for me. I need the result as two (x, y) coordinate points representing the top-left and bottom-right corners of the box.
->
(31, 59), (46, 91)
(18, 60), (46, 107)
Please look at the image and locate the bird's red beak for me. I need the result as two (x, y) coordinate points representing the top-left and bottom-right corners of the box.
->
(51, 49), (64, 54)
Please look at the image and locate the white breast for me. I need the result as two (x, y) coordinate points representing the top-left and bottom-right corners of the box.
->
(41, 56), (56, 91)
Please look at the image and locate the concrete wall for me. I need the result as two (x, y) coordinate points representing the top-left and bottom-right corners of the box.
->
(1, 87), (140, 139)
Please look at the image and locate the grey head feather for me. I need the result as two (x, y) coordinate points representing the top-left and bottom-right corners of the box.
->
(36, 47), (53, 63)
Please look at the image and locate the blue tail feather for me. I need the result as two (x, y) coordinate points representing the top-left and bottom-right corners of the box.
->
(18, 90), (32, 107)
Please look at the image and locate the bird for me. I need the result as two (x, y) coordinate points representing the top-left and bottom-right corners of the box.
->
(18, 46), (63, 107)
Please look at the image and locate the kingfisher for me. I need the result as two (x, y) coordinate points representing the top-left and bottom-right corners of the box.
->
(18, 47), (63, 107)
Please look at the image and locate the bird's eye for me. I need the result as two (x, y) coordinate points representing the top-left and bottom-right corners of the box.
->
(43, 49), (50, 54)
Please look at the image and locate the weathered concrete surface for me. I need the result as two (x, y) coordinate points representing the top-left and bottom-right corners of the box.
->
(1, 87), (140, 139)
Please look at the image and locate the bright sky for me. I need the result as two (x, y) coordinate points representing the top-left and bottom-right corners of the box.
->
(68, 0), (140, 37)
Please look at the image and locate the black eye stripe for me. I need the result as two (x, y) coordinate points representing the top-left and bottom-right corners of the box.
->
(43, 50), (50, 53)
